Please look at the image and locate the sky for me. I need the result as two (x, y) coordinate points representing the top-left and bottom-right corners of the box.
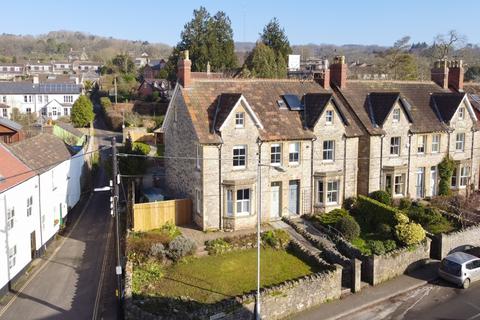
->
(1, 0), (480, 46)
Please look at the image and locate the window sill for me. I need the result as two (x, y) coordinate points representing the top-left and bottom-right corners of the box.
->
(322, 160), (334, 164)
(235, 126), (245, 129)
(314, 202), (339, 208)
(233, 167), (247, 171)
(288, 162), (299, 167)
(224, 213), (255, 219)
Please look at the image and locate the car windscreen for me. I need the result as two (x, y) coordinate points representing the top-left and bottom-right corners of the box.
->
(440, 259), (462, 276)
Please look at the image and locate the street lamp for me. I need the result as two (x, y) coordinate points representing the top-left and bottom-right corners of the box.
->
(256, 162), (285, 320)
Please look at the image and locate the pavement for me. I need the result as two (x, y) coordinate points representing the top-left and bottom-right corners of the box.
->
(293, 261), (440, 320)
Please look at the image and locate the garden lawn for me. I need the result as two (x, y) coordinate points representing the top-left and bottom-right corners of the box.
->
(133, 247), (321, 304)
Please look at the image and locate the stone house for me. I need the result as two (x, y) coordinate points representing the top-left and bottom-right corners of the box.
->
(332, 57), (480, 199)
(162, 52), (361, 231)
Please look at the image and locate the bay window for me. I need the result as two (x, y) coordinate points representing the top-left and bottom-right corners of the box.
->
(236, 189), (250, 216)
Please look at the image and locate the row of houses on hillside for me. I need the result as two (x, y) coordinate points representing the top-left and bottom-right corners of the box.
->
(0, 60), (102, 81)
(162, 52), (480, 231)
(0, 133), (86, 296)
(0, 77), (83, 120)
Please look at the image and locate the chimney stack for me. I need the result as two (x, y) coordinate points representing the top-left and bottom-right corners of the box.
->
(318, 68), (330, 90)
(177, 50), (192, 88)
(330, 55), (347, 89)
(431, 59), (449, 89)
(448, 60), (464, 92)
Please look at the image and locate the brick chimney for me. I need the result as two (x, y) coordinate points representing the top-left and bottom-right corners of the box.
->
(177, 50), (192, 88)
(431, 59), (449, 89)
(448, 60), (464, 92)
(317, 68), (330, 90)
(330, 56), (347, 89)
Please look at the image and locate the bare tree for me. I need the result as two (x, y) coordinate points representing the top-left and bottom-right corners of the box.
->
(432, 30), (467, 59)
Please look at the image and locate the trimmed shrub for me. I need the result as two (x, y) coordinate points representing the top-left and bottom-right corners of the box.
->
(167, 236), (197, 261)
(205, 238), (233, 255)
(383, 239), (397, 252)
(376, 223), (392, 239)
(262, 229), (290, 249)
(335, 215), (361, 241)
(395, 222), (426, 246)
(369, 190), (392, 205)
(356, 195), (400, 228)
(367, 240), (386, 255)
(150, 243), (166, 259)
(394, 211), (410, 225)
(398, 197), (412, 210)
(343, 197), (357, 210)
(100, 96), (112, 110)
(316, 209), (349, 226)
(127, 231), (171, 265)
(133, 142), (151, 155)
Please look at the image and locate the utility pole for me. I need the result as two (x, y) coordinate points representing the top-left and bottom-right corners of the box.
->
(112, 137), (123, 313)
(114, 76), (118, 104)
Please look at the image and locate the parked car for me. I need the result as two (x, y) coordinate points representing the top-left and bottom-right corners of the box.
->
(438, 252), (480, 289)
(464, 246), (480, 258)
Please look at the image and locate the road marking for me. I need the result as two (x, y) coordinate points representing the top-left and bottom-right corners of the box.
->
(0, 192), (94, 318)
(396, 285), (433, 319)
(92, 213), (114, 320)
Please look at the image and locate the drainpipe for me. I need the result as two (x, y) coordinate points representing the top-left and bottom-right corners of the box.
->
(379, 135), (384, 191)
(447, 131), (451, 156)
(471, 128), (475, 192)
(407, 133), (412, 197)
(217, 144), (223, 230)
(310, 137), (316, 215)
(343, 134), (347, 202)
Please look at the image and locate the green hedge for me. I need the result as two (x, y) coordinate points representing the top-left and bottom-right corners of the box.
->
(356, 195), (407, 228)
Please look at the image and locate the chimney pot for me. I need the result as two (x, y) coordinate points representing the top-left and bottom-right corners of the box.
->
(448, 59), (464, 92)
(431, 59), (449, 89)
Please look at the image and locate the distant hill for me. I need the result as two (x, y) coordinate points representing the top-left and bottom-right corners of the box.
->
(0, 30), (172, 63)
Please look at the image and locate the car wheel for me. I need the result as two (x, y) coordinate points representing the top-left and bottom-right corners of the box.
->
(462, 278), (470, 289)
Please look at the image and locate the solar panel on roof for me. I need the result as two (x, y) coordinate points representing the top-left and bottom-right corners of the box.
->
(283, 94), (303, 111)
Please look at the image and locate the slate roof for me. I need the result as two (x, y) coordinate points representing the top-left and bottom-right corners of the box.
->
(212, 93), (242, 132)
(7, 133), (73, 174)
(431, 93), (466, 123)
(0, 82), (82, 94)
(336, 80), (452, 134)
(179, 79), (362, 144)
(465, 84), (480, 118)
(303, 93), (349, 129)
(0, 117), (22, 131)
(0, 143), (35, 193)
(55, 121), (85, 138)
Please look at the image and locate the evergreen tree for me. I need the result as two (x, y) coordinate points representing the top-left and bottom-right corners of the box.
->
(70, 95), (94, 128)
(166, 7), (237, 79)
(246, 42), (277, 78)
(260, 18), (292, 62)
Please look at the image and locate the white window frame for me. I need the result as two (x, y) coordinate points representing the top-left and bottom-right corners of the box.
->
(195, 144), (201, 170)
(235, 112), (245, 128)
(392, 108), (401, 122)
(325, 110), (334, 124)
(417, 135), (426, 154)
(233, 145), (246, 169)
(326, 180), (339, 204)
(323, 140), (335, 161)
(27, 196), (33, 217)
(289, 142), (300, 165)
(226, 190), (234, 217)
(195, 189), (202, 214)
(2, 108), (7, 117)
(271, 143), (282, 166)
(317, 180), (324, 205)
(458, 107), (465, 120)
(460, 165), (470, 187)
(455, 133), (465, 152)
(394, 174), (404, 196)
(390, 137), (400, 156)
(431, 134), (440, 153)
(416, 167), (425, 198)
(236, 188), (251, 216)
(8, 245), (16, 269)
(7, 207), (14, 230)
(2, 96), (6, 103)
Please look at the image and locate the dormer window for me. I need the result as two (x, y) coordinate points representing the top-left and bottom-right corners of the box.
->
(392, 108), (401, 122)
(235, 112), (245, 128)
(325, 110), (334, 124)
(458, 107), (465, 120)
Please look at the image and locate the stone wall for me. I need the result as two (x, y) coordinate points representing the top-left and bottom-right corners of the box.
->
(365, 238), (431, 286)
(124, 239), (343, 320)
(432, 224), (480, 260)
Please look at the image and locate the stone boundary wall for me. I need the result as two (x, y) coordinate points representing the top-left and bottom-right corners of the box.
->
(432, 224), (480, 260)
(124, 239), (343, 320)
(365, 238), (431, 285)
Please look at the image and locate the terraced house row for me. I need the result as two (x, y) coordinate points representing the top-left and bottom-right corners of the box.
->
(163, 52), (480, 231)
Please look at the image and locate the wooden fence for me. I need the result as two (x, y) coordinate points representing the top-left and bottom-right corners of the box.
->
(133, 199), (192, 231)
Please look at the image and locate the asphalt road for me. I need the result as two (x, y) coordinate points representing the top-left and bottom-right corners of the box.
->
(0, 113), (121, 320)
(347, 279), (480, 320)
